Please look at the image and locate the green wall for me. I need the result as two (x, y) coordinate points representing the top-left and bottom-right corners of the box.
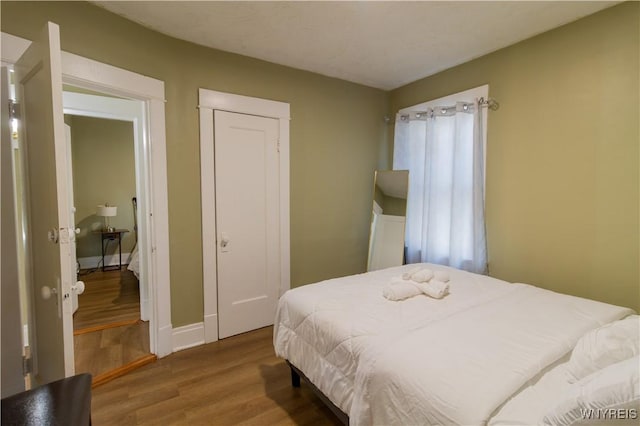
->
(3, 1), (638, 327)
(0, 1), (388, 326)
(382, 195), (406, 217)
(390, 2), (639, 311)
(373, 185), (406, 217)
(66, 115), (137, 259)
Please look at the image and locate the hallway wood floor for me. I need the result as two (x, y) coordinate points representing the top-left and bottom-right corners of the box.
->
(75, 320), (151, 383)
(74, 269), (140, 331)
(92, 326), (342, 426)
(73, 268), (152, 384)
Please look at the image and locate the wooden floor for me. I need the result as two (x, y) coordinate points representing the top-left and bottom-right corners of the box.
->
(74, 269), (141, 331)
(92, 326), (342, 426)
(75, 320), (151, 381)
(74, 268), (151, 384)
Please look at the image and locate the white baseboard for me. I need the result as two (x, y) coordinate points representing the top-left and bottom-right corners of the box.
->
(157, 324), (173, 358)
(78, 252), (131, 270)
(172, 322), (205, 352)
(204, 313), (218, 343)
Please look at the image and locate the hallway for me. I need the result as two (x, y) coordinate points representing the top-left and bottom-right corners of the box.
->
(73, 269), (154, 386)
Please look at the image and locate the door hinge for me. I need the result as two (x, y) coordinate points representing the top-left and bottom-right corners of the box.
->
(22, 355), (32, 376)
(8, 100), (19, 120)
(277, 140), (280, 153)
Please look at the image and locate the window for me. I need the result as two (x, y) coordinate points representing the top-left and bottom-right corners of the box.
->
(393, 85), (489, 273)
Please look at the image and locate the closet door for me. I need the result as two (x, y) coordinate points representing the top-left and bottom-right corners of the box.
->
(215, 110), (280, 339)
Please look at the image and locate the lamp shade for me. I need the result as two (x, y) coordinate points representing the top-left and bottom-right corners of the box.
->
(96, 205), (117, 217)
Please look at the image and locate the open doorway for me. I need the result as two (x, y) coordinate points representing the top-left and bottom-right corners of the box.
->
(2, 28), (172, 390)
(63, 89), (154, 382)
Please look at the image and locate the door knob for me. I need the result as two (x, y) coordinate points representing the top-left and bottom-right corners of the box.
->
(41, 286), (57, 300)
(75, 228), (81, 234)
(72, 281), (85, 295)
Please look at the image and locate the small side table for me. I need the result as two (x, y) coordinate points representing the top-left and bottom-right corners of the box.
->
(95, 229), (128, 271)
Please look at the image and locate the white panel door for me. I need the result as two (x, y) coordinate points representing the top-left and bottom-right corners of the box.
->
(215, 110), (280, 339)
(14, 22), (75, 384)
(64, 124), (83, 314)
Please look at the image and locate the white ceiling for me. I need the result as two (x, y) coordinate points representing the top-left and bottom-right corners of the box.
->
(93, 1), (617, 90)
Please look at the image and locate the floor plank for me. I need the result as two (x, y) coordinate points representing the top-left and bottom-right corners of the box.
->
(73, 268), (151, 382)
(91, 326), (342, 426)
(74, 269), (140, 331)
(74, 321), (150, 379)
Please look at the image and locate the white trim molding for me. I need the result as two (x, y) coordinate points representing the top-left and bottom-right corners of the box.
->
(1, 32), (29, 66)
(199, 89), (291, 344)
(204, 313), (219, 343)
(63, 91), (151, 323)
(2, 31), (173, 358)
(2, 32), (164, 100)
(198, 89), (290, 119)
(199, 107), (218, 344)
(172, 322), (205, 352)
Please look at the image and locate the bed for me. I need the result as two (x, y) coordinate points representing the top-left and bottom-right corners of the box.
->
(273, 263), (638, 425)
(127, 244), (140, 279)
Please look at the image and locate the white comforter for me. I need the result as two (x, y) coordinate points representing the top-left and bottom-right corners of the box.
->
(274, 264), (515, 414)
(273, 264), (633, 425)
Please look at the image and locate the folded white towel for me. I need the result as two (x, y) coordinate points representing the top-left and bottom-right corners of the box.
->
(433, 270), (450, 283)
(383, 279), (422, 301)
(415, 280), (450, 299)
(401, 266), (422, 280)
(411, 268), (434, 283)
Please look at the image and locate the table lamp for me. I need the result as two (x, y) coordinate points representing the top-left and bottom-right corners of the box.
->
(96, 204), (117, 232)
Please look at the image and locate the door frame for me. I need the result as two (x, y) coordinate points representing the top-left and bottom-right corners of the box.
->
(2, 32), (173, 357)
(199, 89), (290, 343)
(62, 91), (151, 322)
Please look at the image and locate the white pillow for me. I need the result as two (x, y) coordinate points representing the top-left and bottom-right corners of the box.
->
(543, 355), (640, 425)
(566, 315), (639, 383)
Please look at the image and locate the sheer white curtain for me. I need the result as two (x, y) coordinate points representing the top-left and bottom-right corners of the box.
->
(393, 100), (487, 274)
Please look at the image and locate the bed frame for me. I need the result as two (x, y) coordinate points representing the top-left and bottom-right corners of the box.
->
(286, 360), (349, 425)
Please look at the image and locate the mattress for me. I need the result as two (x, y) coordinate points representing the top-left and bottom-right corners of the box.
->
(489, 356), (575, 425)
(274, 264), (517, 413)
(273, 263), (634, 425)
(127, 244), (140, 279)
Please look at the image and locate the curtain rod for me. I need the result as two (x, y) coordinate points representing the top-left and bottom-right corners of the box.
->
(479, 97), (500, 111)
(384, 97), (500, 124)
